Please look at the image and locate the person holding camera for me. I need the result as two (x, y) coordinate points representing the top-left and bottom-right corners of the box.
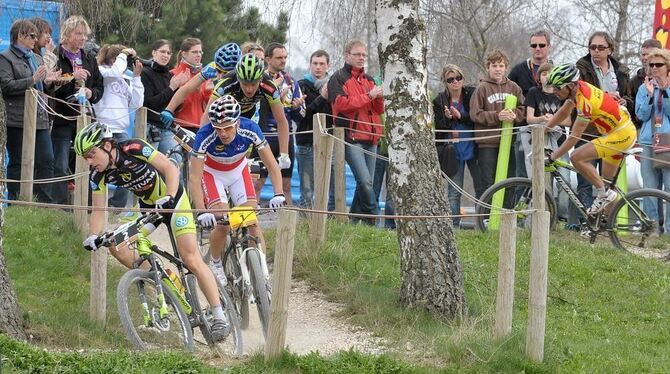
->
(93, 44), (144, 208)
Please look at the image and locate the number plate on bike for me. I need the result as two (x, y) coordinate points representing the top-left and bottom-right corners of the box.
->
(110, 223), (140, 251)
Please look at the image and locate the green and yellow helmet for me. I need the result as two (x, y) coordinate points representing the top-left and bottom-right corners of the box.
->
(235, 53), (264, 83)
(74, 122), (112, 156)
(547, 63), (580, 89)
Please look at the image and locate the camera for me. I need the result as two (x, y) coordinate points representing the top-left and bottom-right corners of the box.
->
(126, 54), (138, 67)
(126, 54), (152, 69)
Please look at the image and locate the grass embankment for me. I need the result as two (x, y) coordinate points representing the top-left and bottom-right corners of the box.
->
(277, 221), (670, 372)
(4, 207), (128, 348)
(4, 207), (670, 372)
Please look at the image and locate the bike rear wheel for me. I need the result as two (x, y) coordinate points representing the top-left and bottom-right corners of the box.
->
(225, 249), (250, 329)
(247, 248), (271, 339)
(185, 274), (243, 356)
(608, 188), (670, 255)
(475, 177), (557, 232)
(117, 269), (194, 351)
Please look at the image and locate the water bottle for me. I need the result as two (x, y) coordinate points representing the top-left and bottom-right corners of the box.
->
(166, 268), (185, 296)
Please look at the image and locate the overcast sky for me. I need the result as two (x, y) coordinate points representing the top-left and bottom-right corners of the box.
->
(244, 0), (321, 66)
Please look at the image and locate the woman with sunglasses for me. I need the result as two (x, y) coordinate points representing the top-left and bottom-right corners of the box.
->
(0, 19), (59, 203)
(433, 64), (480, 228)
(635, 48), (670, 233)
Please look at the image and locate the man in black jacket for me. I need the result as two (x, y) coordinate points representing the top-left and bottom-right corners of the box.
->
(0, 19), (58, 202)
(51, 16), (104, 205)
(296, 50), (332, 207)
(508, 30), (552, 180)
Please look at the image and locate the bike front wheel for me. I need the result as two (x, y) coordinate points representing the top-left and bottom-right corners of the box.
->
(185, 274), (243, 356)
(608, 188), (670, 255)
(247, 248), (271, 339)
(475, 177), (557, 232)
(117, 269), (194, 351)
(225, 249), (250, 329)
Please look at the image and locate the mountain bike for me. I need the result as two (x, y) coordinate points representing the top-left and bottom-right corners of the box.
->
(95, 212), (243, 356)
(475, 148), (670, 254)
(199, 206), (273, 340)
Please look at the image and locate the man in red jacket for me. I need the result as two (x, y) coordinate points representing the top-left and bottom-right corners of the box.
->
(328, 39), (384, 225)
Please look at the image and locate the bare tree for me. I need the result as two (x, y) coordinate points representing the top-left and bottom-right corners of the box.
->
(376, 0), (466, 317)
(0, 94), (26, 341)
(534, 0), (653, 68)
(313, 0), (381, 75)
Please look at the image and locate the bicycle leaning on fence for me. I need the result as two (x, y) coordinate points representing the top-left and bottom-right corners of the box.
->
(475, 147), (670, 254)
(94, 212), (244, 356)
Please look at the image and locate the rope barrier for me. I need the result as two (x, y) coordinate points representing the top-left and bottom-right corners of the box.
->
(0, 171), (88, 184)
(0, 198), (528, 220)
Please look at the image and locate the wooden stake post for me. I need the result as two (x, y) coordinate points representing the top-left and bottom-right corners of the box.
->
(20, 90), (37, 201)
(525, 124), (550, 362)
(74, 114), (90, 233)
(265, 210), (298, 360)
(494, 213), (517, 340)
(310, 113), (334, 245)
(134, 107), (148, 140)
(73, 113), (106, 324)
(333, 127), (348, 222)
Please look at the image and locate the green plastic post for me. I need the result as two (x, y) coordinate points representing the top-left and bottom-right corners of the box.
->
(489, 95), (518, 230)
(616, 158), (628, 227)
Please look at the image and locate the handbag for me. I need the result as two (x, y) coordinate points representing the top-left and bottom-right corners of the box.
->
(652, 131), (670, 169)
(438, 142), (459, 177)
(651, 91), (670, 169)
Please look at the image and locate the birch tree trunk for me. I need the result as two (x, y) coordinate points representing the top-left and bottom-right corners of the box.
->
(0, 94), (27, 340)
(376, 0), (466, 318)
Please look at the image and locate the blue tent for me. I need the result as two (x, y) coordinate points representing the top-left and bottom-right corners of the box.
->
(0, 0), (64, 51)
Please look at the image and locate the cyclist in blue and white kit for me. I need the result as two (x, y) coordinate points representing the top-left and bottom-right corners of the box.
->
(189, 95), (285, 273)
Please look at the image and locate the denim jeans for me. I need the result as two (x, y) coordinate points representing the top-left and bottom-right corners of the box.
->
(108, 132), (131, 208)
(372, 150), (395, 229)
(574, 140), (596, 209)
(641, 146), (670, 233)
(448, 158), (478, 227)
(149, 124), (182, 166)
(7, 127), (54, 203)
(346, 142), (378, 224)
(51, 125), (74, 204)
(514, 139), (527, 178)
(477, 147), (515, 193)
(296, 144), (314, 208)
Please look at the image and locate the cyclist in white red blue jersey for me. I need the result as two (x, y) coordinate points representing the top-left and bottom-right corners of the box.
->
(189, 95), (285, 275)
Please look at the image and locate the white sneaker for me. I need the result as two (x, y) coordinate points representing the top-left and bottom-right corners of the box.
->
(209, 260), (226, 286)
(587, 189), (618, 215)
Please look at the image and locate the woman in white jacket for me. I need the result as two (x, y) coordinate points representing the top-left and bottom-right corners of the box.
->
(94, 44), (144, 207)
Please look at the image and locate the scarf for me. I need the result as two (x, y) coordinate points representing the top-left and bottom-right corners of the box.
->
(14, 45), (43, 92)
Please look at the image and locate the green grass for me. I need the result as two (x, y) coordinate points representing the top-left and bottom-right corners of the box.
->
(4, 207), (129, 348)
(5, 207), (670, 372)
(0, 333), (218, 373)
(274, 220), (670, 372)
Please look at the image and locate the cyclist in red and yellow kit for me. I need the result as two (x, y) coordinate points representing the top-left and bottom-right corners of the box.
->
(544, 63), (637, 213)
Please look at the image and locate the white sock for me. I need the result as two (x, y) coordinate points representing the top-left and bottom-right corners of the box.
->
(211, 304), (225, 320)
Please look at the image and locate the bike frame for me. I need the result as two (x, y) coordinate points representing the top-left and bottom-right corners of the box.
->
(547, 156), (654, 237)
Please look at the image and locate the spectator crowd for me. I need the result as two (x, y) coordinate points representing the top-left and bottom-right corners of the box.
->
(1, 14), (668, 231)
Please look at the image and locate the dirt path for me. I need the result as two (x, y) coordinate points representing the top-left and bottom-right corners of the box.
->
(110, 219), (385, 357)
